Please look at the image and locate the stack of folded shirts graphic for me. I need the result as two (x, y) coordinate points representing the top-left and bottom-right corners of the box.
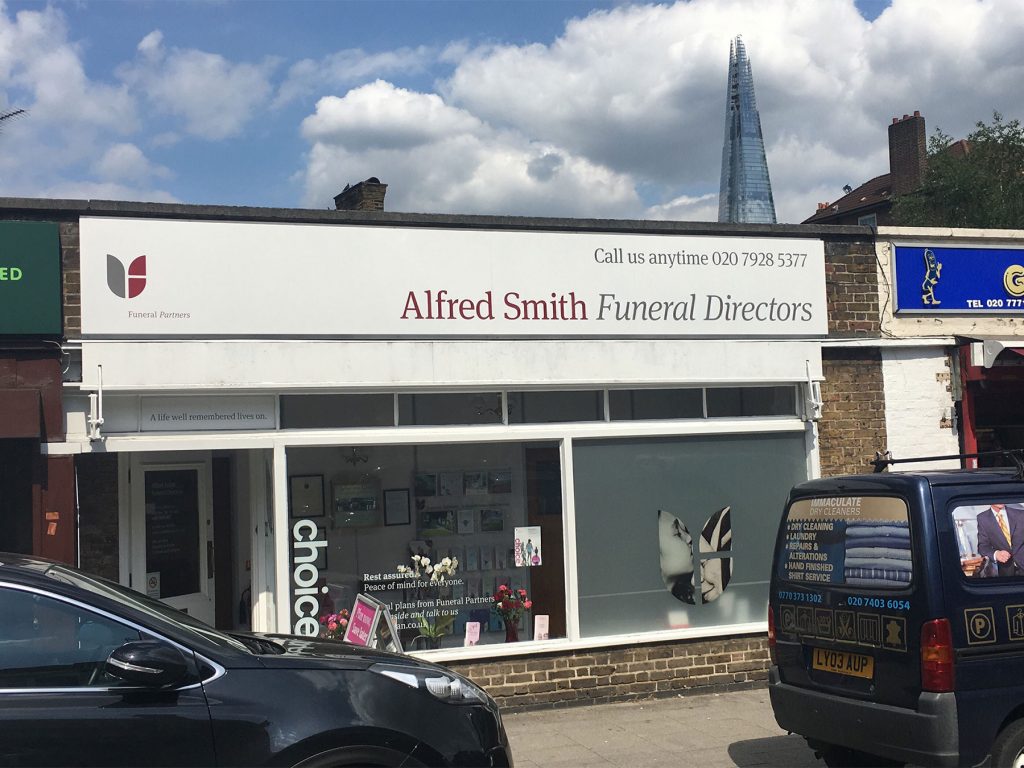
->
(843, 520), (911, 587)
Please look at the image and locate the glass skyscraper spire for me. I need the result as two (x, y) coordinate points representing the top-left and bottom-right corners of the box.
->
(718, 36), (776, 224)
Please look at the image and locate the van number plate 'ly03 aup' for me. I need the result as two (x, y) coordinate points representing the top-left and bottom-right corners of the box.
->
(811, 647), (874, 679)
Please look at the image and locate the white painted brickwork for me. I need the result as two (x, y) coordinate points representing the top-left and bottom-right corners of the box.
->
(882, 346), (960, 469)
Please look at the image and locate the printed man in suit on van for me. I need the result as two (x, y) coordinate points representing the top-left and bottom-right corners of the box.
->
(977, 503), (1024, 577)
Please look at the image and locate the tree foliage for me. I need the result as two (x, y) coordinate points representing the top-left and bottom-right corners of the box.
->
(891, 112), (1024, 229)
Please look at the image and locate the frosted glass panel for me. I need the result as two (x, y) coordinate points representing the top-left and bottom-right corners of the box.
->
(573, 433), (808, 637)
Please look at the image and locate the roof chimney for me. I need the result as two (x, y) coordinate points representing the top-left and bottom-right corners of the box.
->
(888, 112), (927, 196)
(334, 177), (387, 211)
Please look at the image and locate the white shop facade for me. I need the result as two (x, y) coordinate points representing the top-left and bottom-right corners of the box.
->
(59, 213), (827, 661)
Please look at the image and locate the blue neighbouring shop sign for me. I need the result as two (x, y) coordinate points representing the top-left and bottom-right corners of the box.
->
(894, 243), (1024, 314)
(897, 240), (1024, 313)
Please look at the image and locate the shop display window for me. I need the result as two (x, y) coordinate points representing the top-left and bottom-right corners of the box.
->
(572, 433), (808, 637)
(287, 441), (565, 649)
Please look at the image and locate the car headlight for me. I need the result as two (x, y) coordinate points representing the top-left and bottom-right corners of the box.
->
(370, 663), (489, 704)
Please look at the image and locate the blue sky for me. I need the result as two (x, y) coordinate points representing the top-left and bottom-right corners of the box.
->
(0, 0), (1021, 223)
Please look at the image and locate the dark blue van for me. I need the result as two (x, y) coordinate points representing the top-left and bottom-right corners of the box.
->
(769, 459), (1024, 767)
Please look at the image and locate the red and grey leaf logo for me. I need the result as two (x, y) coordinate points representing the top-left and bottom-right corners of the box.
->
(107, 254), (147, 298)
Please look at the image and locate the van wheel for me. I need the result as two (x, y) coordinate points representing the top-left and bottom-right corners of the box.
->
(991, 719), (1024, 768)
(817, 745), (902, 767)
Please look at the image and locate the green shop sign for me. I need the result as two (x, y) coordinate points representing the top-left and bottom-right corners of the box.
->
(0, 221), (61, 336)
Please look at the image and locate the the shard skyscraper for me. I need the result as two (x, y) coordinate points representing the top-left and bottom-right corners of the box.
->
(717, 36), (776, 224)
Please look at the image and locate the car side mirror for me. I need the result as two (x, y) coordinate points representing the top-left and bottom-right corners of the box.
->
(106, 640), (189, 687)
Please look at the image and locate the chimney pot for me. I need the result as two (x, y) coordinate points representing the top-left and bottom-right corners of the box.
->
(334, 177), (387, 211)
(892, 117), (898, 124)
(888, 111), (927, 196)
(914, 110), (920, 117)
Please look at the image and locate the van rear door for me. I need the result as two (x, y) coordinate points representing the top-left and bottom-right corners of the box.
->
(771, 492), (925, 711)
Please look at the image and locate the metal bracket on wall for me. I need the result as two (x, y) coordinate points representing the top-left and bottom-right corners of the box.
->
(803, 359), (823, 422)
(87, 364), (105, 441)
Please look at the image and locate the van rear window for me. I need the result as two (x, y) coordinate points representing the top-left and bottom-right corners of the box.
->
(778, 496), (912, 589)
(952, 502), (1024, 579)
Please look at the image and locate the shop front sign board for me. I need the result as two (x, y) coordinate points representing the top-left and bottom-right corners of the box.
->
(0, 221), (61, 336)
(80, 217), (827, 338)
(894, 242), (1024, 314)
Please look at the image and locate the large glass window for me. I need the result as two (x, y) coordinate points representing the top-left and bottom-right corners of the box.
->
(572, 433), (808, 637)
(286, 441), (565, 648)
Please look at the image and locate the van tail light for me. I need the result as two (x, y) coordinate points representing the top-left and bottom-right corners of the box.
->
(768, 606), (777, 665)
(920, 618), (955, 693)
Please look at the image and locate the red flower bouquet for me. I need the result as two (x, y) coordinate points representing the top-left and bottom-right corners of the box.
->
(318, 609), (350, 641)
(492, 584), (532, 627)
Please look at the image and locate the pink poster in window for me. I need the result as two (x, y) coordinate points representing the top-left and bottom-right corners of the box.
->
(465, 621), (481, 646)
(343, 596), (380, 647)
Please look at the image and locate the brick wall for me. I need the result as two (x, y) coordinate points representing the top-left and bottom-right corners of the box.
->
(445, 635), (768, 712)
(819, 348), (887, 476)
(826, 240), (880, 338)
(61, 221), (81, 338)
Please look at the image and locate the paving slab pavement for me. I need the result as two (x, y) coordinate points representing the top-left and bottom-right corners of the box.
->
(503, 688), (821, 768)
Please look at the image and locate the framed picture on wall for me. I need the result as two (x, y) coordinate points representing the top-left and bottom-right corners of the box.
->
(463, 471), (487, 495)
(289, 475), (324, 518)
(418, 508), (456, 537)
(488, 469), (512, 494)
(414, 473), (437, 497)
(479, 508), (504, 532)
(332, 482), (380, 528)
(439, 471), (462, 497)
(384, 488), (411, 526)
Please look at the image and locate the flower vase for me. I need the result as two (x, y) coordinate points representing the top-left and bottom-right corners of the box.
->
(504, 619), (519, 643)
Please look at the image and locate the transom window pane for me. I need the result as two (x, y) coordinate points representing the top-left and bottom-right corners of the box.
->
(508, 391), (603, 424)
(609, 389), (703, 420)
(706, 386), (796, 417)
(281, 394), (394, 428)
(398, 393), (502, 425)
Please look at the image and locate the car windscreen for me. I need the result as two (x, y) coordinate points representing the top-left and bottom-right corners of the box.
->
(40, 564), (252, 653)
(777, 495), (912, 589)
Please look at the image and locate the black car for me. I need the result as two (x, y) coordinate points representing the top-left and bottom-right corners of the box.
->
(0, 553), (513, 767)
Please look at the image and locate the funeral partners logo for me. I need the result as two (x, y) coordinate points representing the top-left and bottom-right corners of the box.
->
(107, 254), (147, 299)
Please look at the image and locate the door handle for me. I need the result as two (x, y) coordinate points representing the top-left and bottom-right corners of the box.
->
(207, 541), (215, 579)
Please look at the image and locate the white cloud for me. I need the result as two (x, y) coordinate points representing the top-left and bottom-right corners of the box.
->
(302, 81), (484, 151)
(93, 142), (172, 184)
(275, 46), (436, 108)
(300, 81), (642, 217)
(118, 29), (280, 140)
